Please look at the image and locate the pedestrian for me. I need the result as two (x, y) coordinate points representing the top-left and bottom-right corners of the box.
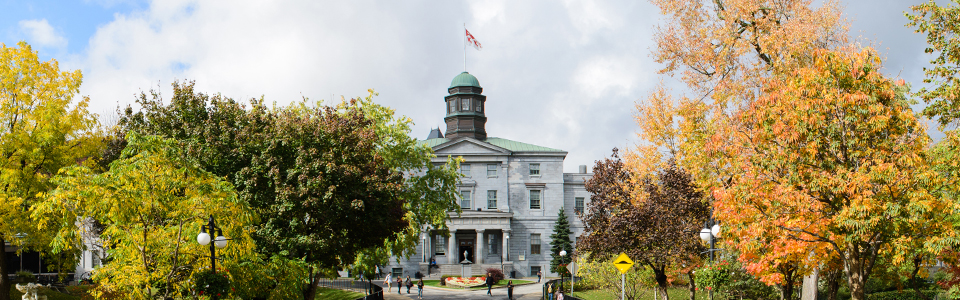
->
(405, 275), (413, 294)
(417, 278), (425, 300)
(384, 273), (392, 292)
(556, 290), (565, 300)
(537, 270), (542, 283)
(485, 272), (495, 295)
(547, 282), (554, 300)
(507, 280), (514, 300)
(397, 276), (403, 294)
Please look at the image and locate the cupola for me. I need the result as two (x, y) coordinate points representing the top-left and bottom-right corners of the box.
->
(444, 72), (487, 140)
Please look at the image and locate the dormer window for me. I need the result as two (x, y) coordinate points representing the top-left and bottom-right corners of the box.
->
(462, 98), (471, 111)
(449, 101), (456, 113)
(477, 102), (482, 112)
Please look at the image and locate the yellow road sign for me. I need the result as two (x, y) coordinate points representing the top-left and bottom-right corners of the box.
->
(612, 252), (634, 274)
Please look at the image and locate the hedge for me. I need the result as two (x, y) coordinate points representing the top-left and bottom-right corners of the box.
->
(866, 290), (940, 300)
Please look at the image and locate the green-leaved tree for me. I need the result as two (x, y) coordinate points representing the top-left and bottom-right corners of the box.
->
(550, 208), (574, 278)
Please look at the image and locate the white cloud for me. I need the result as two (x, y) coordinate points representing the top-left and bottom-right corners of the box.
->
(18, 19), (67, 49)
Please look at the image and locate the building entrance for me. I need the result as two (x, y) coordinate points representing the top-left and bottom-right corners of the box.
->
(458, 239), (474, 263)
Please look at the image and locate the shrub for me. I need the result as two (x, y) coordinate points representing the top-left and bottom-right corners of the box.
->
(193, 269), (230, 300)
(866, 290), (940, 300)
(15, 271), (35, 283)
(484, 268), (505, 284)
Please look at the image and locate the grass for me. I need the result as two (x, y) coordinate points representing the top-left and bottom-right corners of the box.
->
(315, 287), (365, 300)
(424, 279), (534, 290)
(570, 287), (709, 300)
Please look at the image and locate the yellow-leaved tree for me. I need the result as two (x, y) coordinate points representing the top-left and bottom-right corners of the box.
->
(33, 133), (257, 300)
(0, 41), (101, 300)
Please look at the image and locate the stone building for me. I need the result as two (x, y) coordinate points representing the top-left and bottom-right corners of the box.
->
(383, 72), (592, 279)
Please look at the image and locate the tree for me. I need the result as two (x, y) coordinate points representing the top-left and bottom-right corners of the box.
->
(0, 41), (101, 300)
(550, 208), (574, 278)
(581, 150), (709, 300)
(907, 0), (960, 128)
(714, 47), (949, 300)
(118, 82), (461, 299)
(32, 133), (256, 299)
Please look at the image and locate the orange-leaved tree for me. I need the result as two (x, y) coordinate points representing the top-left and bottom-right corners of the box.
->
(714, 46), (951, 300)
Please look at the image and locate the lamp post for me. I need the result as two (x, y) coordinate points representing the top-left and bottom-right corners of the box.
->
(699, 218), (721, 300)
(559, 250), (567, 292)
(196, 216), (229, 273)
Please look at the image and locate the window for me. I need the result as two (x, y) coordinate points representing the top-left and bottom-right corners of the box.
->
(529, 163), (540, 176)
(575, 197), (585, 214)
(529, 190), (541, 209)
(449, 101), (456, 113)
(489, 234), (498, 254)
(462, 98), (470, 111)
(531, 266), (541, 277)
(392, 268), (403, 278)
(460, 164), (471, 177)
(487, 164), (497, 177)
(460, 190), (472, 209)
(530, 234), (541, 255)
(477, 102), (482, 112)
(434, 234), (445, 255)
(487, 190), (497, 209)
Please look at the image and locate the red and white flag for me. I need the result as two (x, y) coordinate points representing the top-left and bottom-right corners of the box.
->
(465, 28), (482, 50)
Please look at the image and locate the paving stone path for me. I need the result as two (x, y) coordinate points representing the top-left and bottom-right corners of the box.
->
(375, 279), (545, 300)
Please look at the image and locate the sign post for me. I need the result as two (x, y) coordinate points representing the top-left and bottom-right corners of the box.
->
(613, 253), (634, 300)
(566, 262), (575, 295)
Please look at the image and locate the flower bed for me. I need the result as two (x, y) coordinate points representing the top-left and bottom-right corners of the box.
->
(445, 276), (487, 288)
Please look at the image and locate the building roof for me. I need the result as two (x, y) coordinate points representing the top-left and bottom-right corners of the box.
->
(449, 72), (481, 88)
(421, 137), (564, 152)
(427, 128), (444, 139)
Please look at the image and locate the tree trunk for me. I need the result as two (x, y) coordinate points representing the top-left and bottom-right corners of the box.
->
(302, 270), (320, 300)
(0, 236), (8, 300)
(779, 278), (795, 300)
(825, 268), (841, 300)
(653, 266), (669, 300)
(687, 270), (696, 300)
(910, 255), (929, 300)
(845, 256), (867, 300)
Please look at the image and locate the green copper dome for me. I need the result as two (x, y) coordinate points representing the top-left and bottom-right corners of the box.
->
(449, 72), (481, 88)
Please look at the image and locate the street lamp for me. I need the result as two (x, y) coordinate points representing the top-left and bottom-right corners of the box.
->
(559, 250), (567, 291)
(197, 216), (229, 273)
(699, 218), (721, 300)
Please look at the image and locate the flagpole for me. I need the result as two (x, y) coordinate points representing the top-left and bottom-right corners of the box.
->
(463, 23), (467, 72)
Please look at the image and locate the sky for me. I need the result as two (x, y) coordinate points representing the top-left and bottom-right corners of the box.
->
(0, 0), (939, 172)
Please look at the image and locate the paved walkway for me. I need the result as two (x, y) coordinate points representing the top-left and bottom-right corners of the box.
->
(375, 279), (545, 300)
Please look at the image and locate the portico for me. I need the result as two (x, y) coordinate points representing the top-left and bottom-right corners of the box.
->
(423, 210), (513, 276)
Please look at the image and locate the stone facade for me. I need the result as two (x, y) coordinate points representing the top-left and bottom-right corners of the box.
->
(382, 72), (592, 279)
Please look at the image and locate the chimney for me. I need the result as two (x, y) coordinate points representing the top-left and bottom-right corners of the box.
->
(579, 165), (587, 173)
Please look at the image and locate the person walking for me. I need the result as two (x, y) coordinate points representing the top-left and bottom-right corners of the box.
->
(547, 282), (554, 300)
(507, 280), (514, 300)
(384, 274), (392, 292)
(405, 275), (412, 294)
(485, 272), (495, 295)
(537, 270), (542, 283)
(417, 278), (424, 300)
(397, 276), (403, 294)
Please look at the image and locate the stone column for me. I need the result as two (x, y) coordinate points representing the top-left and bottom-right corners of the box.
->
(477, 229), (485, 264)
(448, 232), (457, 264)
(503, 230), (511, 262)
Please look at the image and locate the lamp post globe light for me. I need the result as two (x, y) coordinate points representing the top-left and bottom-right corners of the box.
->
(698, 218), (720, 300)
(197, 216), (229, 273)
(559, 250), (567, 291)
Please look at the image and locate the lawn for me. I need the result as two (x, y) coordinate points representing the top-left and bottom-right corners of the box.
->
(570, 287), (709, 300)
(315, 287), (365, 300)
(423, 279), (534, 290)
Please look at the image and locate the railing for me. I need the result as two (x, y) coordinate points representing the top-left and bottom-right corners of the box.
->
(315, 278), (383, 300)
(542, 278), (584, 300)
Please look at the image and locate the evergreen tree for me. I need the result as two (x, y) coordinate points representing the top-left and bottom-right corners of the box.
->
(550, 208), (575, 277)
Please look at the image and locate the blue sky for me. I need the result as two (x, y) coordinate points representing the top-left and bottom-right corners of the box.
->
(0, 0), (942, 172)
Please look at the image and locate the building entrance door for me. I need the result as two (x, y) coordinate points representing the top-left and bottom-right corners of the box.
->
(458, 239), (474, 263)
